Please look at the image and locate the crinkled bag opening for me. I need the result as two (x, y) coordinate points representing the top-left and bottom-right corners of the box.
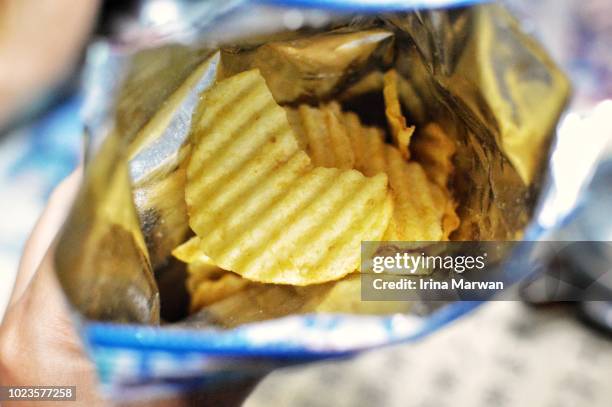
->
(53, 2), (569, 376)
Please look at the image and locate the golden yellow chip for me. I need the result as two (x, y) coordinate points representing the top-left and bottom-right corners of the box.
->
(172, 235), (212, 264)
(198, 273), (412, 327)
(174, 237), (248, 312)
(429, 182), (460, 240)
(186, 69), (393, 285)
(174, 236), (228, 293)
(412, 123), (460, 239)
(342, 112), (385, 171)
(344, 113), (444, 241)
(288, 103), (446, 241)
(189, 165), (393, 285)
(442, 199), (460, 240)
(383, 69), (415, 160)
(185, 258), (225, 294)
(412, 123), (456, 188)
(285, 102), (354, 169)
(188, 266), (250, 312)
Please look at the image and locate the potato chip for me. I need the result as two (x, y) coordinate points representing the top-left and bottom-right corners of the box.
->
(172, 235), (212, 264)
(199, 273), (412, 327)
(287, 103), (446, 241)
(344, 113), (444, 241)
(285, 103), (354, 169)
(342, 112), (386, 171)
(412, 123), (456, 188)
(176, 236), (249, 312)
(186, 69), (393, 285)
(188, 265), (250, 312)
(412, 123), (460, 239)
(298, 273), (409, 313)
(442, 199), (460, 239)
(173, 236), (227, 293)
(285, 108), (308, 151)
(383, 69), (415, 159)
(185, 260), (224, 294)
(429, 182), (460, 240)
(189, 165), (393, 285)
(381, 159), (443, 242)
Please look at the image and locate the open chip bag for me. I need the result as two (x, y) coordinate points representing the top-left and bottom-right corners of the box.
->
(53, 0), (573, 397)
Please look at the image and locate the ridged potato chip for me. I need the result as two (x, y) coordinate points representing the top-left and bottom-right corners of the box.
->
(442, 199), (460, 240)
(285, 103), (354, 169)
(429, 183), (460, 240)
(200, 273), (412, 328)
(292, 103), (446, 241)
(287, 104), (446, 241)
(174, 236), (249, 312)
(172, 235), (212, 264)
(412, 123), (460, 239)
(412, 123), (456, 188)
(345, 111), (444, 241)
(383, 69), (415, 159)
(186, 69), (393, 285)
(188, 263), (250, 312)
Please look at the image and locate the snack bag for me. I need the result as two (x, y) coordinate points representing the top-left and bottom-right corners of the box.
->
(54, 0), (571, 397)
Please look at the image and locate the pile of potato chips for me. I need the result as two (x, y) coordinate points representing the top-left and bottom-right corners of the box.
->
(172, 68), (459, 313)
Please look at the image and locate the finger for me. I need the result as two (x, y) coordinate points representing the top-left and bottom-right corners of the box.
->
(1, 247), (105, 404)
(10, 167), (82, 306)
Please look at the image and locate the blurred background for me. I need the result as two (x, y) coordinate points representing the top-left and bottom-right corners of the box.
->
(0, 0), (610, 406)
